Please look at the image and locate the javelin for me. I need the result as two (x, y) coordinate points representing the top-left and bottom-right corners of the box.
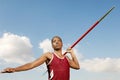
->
(64, 6), (115, 55)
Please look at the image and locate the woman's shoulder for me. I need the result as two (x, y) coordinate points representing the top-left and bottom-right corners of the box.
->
(44, 52), (53, 59)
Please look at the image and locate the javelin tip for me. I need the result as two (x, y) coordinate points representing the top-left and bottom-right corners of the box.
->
(98, 6), (115, 22)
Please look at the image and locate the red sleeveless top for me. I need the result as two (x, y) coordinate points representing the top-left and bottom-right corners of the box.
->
(47, 53), (70, 80)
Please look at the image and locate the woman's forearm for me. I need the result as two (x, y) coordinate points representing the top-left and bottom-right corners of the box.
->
(14, 63), (34, 72)
(71, 53), (80, 69)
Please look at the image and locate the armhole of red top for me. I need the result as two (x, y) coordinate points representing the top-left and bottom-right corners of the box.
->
(47, 53), (54, 65)
(65, 56), (70, 62)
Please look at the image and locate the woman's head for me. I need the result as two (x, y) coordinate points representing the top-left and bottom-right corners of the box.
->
(51, 36), (63, 50)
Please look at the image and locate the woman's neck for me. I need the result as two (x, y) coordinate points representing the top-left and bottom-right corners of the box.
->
(54, 50), (64, 58)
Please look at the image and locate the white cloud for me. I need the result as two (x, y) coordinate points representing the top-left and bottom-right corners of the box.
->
(81, 57), (120, 72)
(0, 32), (35, 65)
(39, 39), (53, 53)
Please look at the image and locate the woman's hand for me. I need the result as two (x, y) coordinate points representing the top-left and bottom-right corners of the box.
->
(66, 47), (74, 54)
(1, 68), (16, 73)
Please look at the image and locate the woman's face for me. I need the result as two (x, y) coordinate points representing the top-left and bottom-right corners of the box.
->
(52, 37), (63, 50)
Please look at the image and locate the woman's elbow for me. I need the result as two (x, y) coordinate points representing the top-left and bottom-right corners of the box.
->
(77, 63), (81, 69)
(74, 65), (80, 70)
(76, 66), (80, 70)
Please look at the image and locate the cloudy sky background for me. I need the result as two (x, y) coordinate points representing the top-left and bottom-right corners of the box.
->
(0, 0), (120, 80)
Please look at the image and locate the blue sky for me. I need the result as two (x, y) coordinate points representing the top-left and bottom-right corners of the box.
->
(0, 0), (120, 80)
